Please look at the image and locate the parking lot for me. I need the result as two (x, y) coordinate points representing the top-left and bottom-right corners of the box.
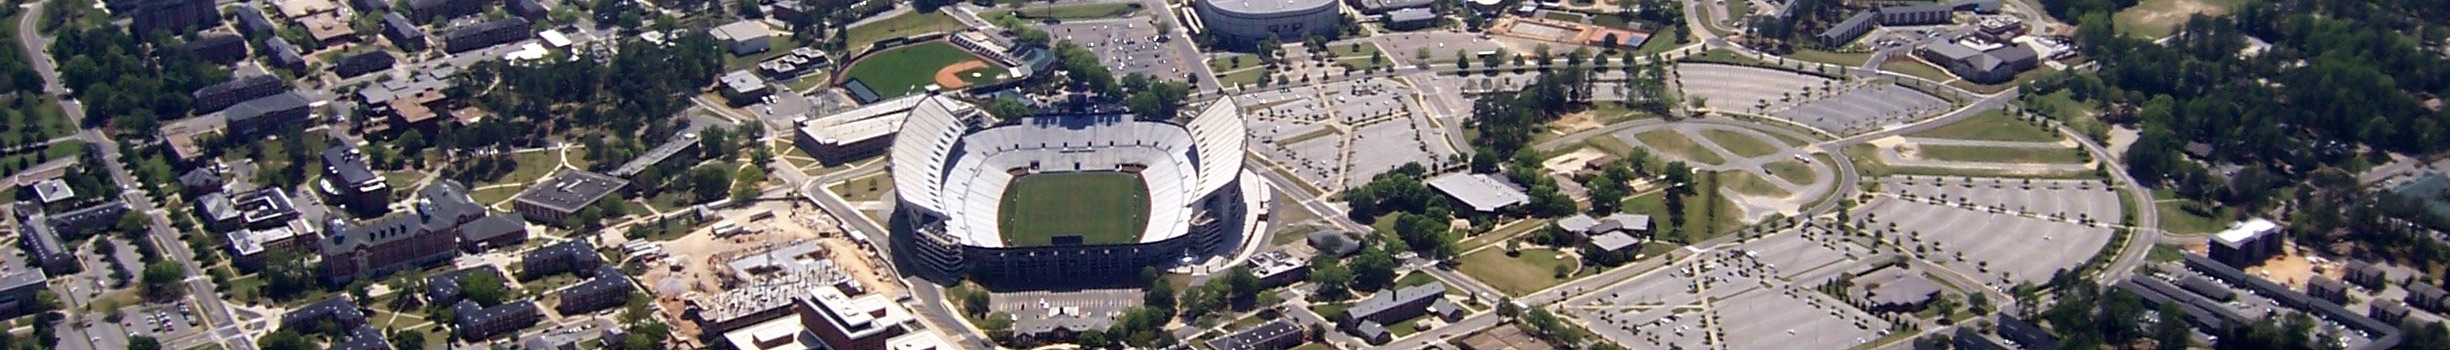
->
(1043, 18), (1199, 81)
(1241, 78), (1461, 190)
(1855, 185), (2116, 286)
(992, 288), (1142, 328)
(1769, 84), (1949, 134)
(1675, 63), (1829, 113)
(1565, 228), (1891, 350)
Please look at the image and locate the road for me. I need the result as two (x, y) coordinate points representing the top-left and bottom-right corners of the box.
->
(17, 1), (250, 349)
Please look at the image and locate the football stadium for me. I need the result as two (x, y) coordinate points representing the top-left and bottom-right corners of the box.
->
(890, 95), (1250, 280)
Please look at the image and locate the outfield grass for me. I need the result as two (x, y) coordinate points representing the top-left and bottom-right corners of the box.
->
(1916, 145), (2088, 164)
(1458, 248), (1581, 296)
(999, 172), (1150, 247)
(1697, 129), (1781, 158)
(1632, 130), (1726, 165)
(1764, 159), (1816, 184)
(1881, 58), (1955, 83)
(845, 11), (964, 53)
(1910, 110), (2060, 142)
(845, 42), (998, 100)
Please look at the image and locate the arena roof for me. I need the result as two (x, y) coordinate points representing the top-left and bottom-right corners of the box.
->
(1202, 0), (1336, 16)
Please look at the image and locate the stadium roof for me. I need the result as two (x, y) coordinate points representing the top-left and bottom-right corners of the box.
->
(1425, 173), (1529, 212)
(1189, 98), (1247, 196)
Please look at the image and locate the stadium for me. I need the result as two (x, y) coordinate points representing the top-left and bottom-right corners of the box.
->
(889, 94), (1251, 280)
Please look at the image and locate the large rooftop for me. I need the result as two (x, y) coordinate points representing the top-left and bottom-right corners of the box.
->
(513, 170), (628, 212)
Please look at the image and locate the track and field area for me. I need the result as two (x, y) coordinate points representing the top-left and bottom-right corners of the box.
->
(844, 41), (1006, 99)
(999, 172), (1151, 247)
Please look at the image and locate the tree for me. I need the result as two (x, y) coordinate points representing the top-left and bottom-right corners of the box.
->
(960, 287), (989, 317)
(983, 97), (1030, 119)
(258, 331), (313, 350)
(141, 261), (183, 299)
(461, 271), (509, 307)
(128, 336), (160, 350)
(736, 0), (761, 17)
(1079, 330), (1111, 348)
(389, 329), (426, 350)
(1352, 245), (1397, 291)
(1225, 266), (1261, 307)
(1143, 277), (1176, 315)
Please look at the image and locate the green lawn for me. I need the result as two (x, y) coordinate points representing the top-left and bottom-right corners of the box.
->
(1916, 145), (2087, 164)
(1207, 53), (1258, 72)
(485, 151), (564, 188)
(1881, 58), (1955, 83)
(1910, 110), (2061, 142)
(1844, 144), (2104, 179)
(845, 41), (1000, 100)
(1457, 248), (1581, 296)
(1459, 219), (1549, 251)
(2155, 200), (2226, 235)
(999, 172), (1150, 246)
(0, 139), (86, 176)
(1326, 42), (1383, 60)
(987, 3), (1142, 20)
(1395, 271), (1442, 288)
(1764, 159), (1816, 184)
(0, 94), (75, 146)
(470, 186), (522, 206)
(1621, 176), (1743, 242)
(2113, 0), (2244, 39)
(1635, 29), (1682, 55)
(1786, 49), (1870, 67)
(1632, 130), (1726, 165)
(827, 173), (895, 202)
(2147, 244), (2186, 263)
(1720, 171), (1790, 197)
(2026, 90), (2108, 142)
(1586, 102), (1658, 124)
(845, 11), (964, 53)
(1216, 68), (1266, 88)
(1945, 68), (2055, 94)
(1697, 129), (1781, 158)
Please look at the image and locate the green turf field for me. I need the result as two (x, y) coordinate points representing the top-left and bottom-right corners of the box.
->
(999, 172), (1151, 247)
(844, 41), (1000, 100)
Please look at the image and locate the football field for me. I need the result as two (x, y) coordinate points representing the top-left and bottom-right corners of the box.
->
(998, 172), (1150, 247)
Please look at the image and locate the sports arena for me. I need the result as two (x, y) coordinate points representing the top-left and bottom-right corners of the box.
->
(890, 96), (1250, 280)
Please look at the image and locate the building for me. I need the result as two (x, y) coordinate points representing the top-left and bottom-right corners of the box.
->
(609, 133), (699, 178)
(458, 214), (528, 252)
(1248, 251), (1310, 287)
(756, 47), (830, 78)
(442, 17), (531, 53)
(2372, 299), (2411, 325)
(1581, 231), (1641, 265)
(233, 7), (277, 37)
(333, 51), (397, 78)
(2170, 254), (2404, 350)
(1348, 0), (1429, 14)
(555, 267), (632, 314)
(16, 209), (80, 274)
(506, 0), (547, 19)
(131, 0), (220, 35)
(1339, 284), (1461, 344)
(793, 94), (941, 164)
(27, 179), (71, 204)
(0, 272), (47, 319)
(1917, 41), (2038, 84)
(180, 33), (249, 63)
(2309, 276), (2349, 304)
(319, 180), (487, 284)
(358, 72), (457, 132)
(1817, 12), (1876, 47)
(2408, 283), (2448, 312)
(381, 12), (427, 50)
(1194, 0), (1341, 44)
(889, 97), (1249, 280)
(281, 296), (369, 331)
(1382, 8), (1436, 30)
(349, 0), (388, 12)
(1877, 4), (1952, 26)
(319, 145), (393, 214)
(1424, 172), (1530, 213)
(720, 70), (769, 105)
(1995, 316), (2058, 349)
(424, 266), (502, 305)
(1206, 319), (1304, 350)
(520, 241), (604, 279)
(2343, 261), (2388, 290)
(200, 187), (301, 232)
(794, 285), (912, 350)
(711, 20), (773, 55)
(510, 170), (626, 224)
(2207, 219), (2283, 269)
(407, 0), (486, 22)
(225, 91), (312, 136)
(1308, 231), (1360, 256)
(178, 168), (223, 195)
(1863, 272), (1941, 312)
(192, 74), (284, 114)
(1555, 213), (1651, 239)
(224, 219), (318, 270)
(453, 300), (541, 341)
(262, 37), (307, 71)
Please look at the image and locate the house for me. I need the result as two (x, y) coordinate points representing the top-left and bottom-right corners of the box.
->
(2207, 219), (2283, 269)
(381, 12), (427, 50)
(261, 37), (307, 71)
(555, 267), (632, 314)
(192, 74), (283, 114)
(442, 17), (531, 54)
(1382, 8), (1437, 31)
(180, 33), (249, 63)
(178, 168), (222, 195)
(720, 70), (769, 105)
(2371, 299), (2411, 325)
(2408, 283), (2449, 312)
(453, 300), (541, 341)
(510, 170), (626, 224)
(710, 20), (773, 56)
(333, 51), (397, 78)
(1917, 41), (2038, 84)
(426, 266), (504, 305)
(2308, 276), (2349, 304)
(2342, 261), (2388, 290)
(1424, 173), (1530, 213)
(319, 145), (392, 214)
(1338, 284), (1461, 344)
(1205, 319), (1305, 350)
(130, 0), (220, 35)
(520, 241), (604, 279)
(458, 214), (528, 252)
(233, 7), (277, 37)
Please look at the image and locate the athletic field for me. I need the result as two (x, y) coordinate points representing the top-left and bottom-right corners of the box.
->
(998, 172), (1150, 247)
(843, 41), (1006, 99)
